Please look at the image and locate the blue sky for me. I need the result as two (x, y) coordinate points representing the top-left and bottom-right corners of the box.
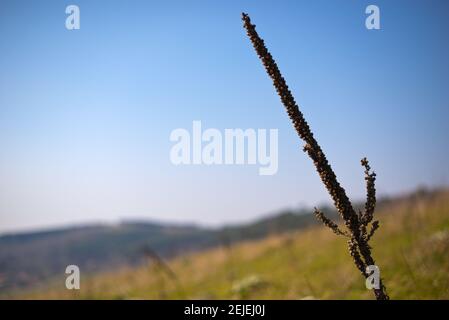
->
(0, 0), (448, 233)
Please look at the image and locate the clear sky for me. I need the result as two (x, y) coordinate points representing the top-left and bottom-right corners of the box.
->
(1, 0), (448, 234)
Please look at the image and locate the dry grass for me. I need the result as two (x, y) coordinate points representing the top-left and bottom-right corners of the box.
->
(6, 189), (449, 300)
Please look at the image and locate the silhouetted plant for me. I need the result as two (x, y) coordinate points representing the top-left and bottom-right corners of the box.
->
(141, 245), (185, 297)
(241, 13), (389, 300)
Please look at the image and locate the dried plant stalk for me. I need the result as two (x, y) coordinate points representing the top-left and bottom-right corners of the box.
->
(241, 13), (389, 300)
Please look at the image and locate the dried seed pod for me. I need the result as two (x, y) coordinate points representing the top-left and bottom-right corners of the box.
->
(242, 12), (389, 300)
(314, 208), (349, 237)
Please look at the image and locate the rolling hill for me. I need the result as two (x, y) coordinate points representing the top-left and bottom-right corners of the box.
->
(2, 188), (448, 299)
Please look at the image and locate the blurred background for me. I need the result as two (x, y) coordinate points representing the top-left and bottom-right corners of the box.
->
(0, 0), (448, 299)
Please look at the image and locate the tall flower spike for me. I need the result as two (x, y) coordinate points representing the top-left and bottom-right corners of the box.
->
(361, 157), (376, 226)
(241, 13), (357, 226)
(242, 13), (389, 300)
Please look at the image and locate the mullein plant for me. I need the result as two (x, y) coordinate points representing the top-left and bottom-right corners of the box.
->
(241, 13), (389, 300)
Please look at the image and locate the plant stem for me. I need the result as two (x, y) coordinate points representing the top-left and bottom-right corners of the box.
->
(241, 12), (388, 300)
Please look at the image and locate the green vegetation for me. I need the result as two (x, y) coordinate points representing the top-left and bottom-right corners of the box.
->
(6, 189), (449, 299)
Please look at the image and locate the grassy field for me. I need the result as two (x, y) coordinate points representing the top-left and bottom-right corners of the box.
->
(7, 190), (449, 300)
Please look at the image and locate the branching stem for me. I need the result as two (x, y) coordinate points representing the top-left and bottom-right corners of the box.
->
(242, 13), (389, 300)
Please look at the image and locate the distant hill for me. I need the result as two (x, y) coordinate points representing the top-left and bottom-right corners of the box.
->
(0, 222), (213, 290)
(0, 189), (433, 292)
